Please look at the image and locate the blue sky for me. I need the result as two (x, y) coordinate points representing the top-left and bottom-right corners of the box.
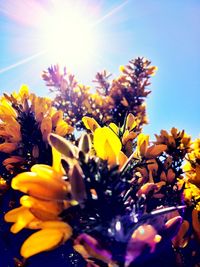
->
(0, 0), (199, 139)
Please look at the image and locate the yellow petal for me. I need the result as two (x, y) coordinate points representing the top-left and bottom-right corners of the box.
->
(119, 65), (126, 72)
(145, 144), (167, 159)
(4, 206), (28, 222)
(4, 206), (35, 233)
(0, 100), (17, 118)
(11, 172), (70, 201)
(51, 110), (63, 127)
(93, 127), (121, 164)
(39, 221), (72, 232)
(122, 130), (137, 145)
(109, 123), (119, 134)
(82, 117), (100, 132)
(20, 228), (70, 258)
(118, 151), (128, 169)
(52, 147), (64, 175)
(19, 84), (29, 98)
(30, 164), (61, 180)
(55, 120), (73, 136)
(73, 244), (90, 259)
(137, 133), (149, 157)
(125, 113), (136, 131)
(104, 140), (117, 166)
(4, 117), (21, 142)
(29, 208), (59, 221)
(20, 195), (64, 219)
(41, 116), (52, 142)
(146, 66), (158, 76)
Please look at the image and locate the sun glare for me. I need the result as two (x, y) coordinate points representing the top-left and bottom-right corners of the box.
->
(0, 0), (129, 76)
(40, 3), (96, 68)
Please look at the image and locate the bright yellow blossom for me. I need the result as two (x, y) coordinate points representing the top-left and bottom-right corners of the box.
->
(4, 147), (73, 258)
(0, 85), (73, 176)
(94, 126), (122, 166)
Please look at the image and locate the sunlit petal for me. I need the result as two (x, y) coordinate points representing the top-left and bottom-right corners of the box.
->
(20, 228), (70, 258)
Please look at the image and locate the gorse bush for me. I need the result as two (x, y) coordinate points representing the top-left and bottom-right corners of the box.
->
(0, 57), (199, 267)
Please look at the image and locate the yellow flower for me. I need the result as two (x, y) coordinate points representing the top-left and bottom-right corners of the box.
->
(0, 85), (73, 176)
(125, 113), (137, 131)
(182, 181), (200, 210)
(5, 206), (36, 233)
(11, 148), (70, 201)
(20, 195), (66, 221)
(0, 98), (17, 118)
(109, 114), (138, 148)
(5, 205), (72, 258)
(146, 66), (158, 76)
(155, 128), (191, 155)
(82, 116), (100, 132)
(183, 147), (200, 188)
(55, 120), (73, 136)
(137, 133), (149, 157)
(4, 146), (73, 258)
(20, 222), (72, 259)
(137, 133), (167, 159)
(93, 126), (122, 166)
(41, 116), (52, 142)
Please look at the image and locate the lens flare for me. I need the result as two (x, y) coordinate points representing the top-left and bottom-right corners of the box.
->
(39, 2), (96, 68)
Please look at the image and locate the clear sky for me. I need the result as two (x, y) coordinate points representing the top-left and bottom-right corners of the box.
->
(0, 0), (199, 139)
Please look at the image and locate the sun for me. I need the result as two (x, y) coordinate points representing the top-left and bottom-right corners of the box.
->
(0, 0), (129, 76)
(40, 2), (97, 68)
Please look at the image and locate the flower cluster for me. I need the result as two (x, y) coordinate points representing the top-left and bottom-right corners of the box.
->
(0, 85), (73, 184)
(4, 126), (184, 267)
(1, 58), (200, 267)
(183, 137), (200, 210)
(42, 57), (157, 130)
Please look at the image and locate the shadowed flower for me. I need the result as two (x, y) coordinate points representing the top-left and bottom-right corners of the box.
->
(74, 234), (116, 266)
(11, 148), (70, 201)
(4, 147), (72, 258)
(136, 133), (167, 159)
(184, 137), (200, 187)
(5, 205), (72, 259)
(0, 85), (73, 182)
(155, 128), (191, 160)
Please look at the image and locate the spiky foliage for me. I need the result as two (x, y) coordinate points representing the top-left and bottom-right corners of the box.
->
(0, 85), (73, 183)
(42, 57), (157, 131)
(1, 57), (200, 267)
